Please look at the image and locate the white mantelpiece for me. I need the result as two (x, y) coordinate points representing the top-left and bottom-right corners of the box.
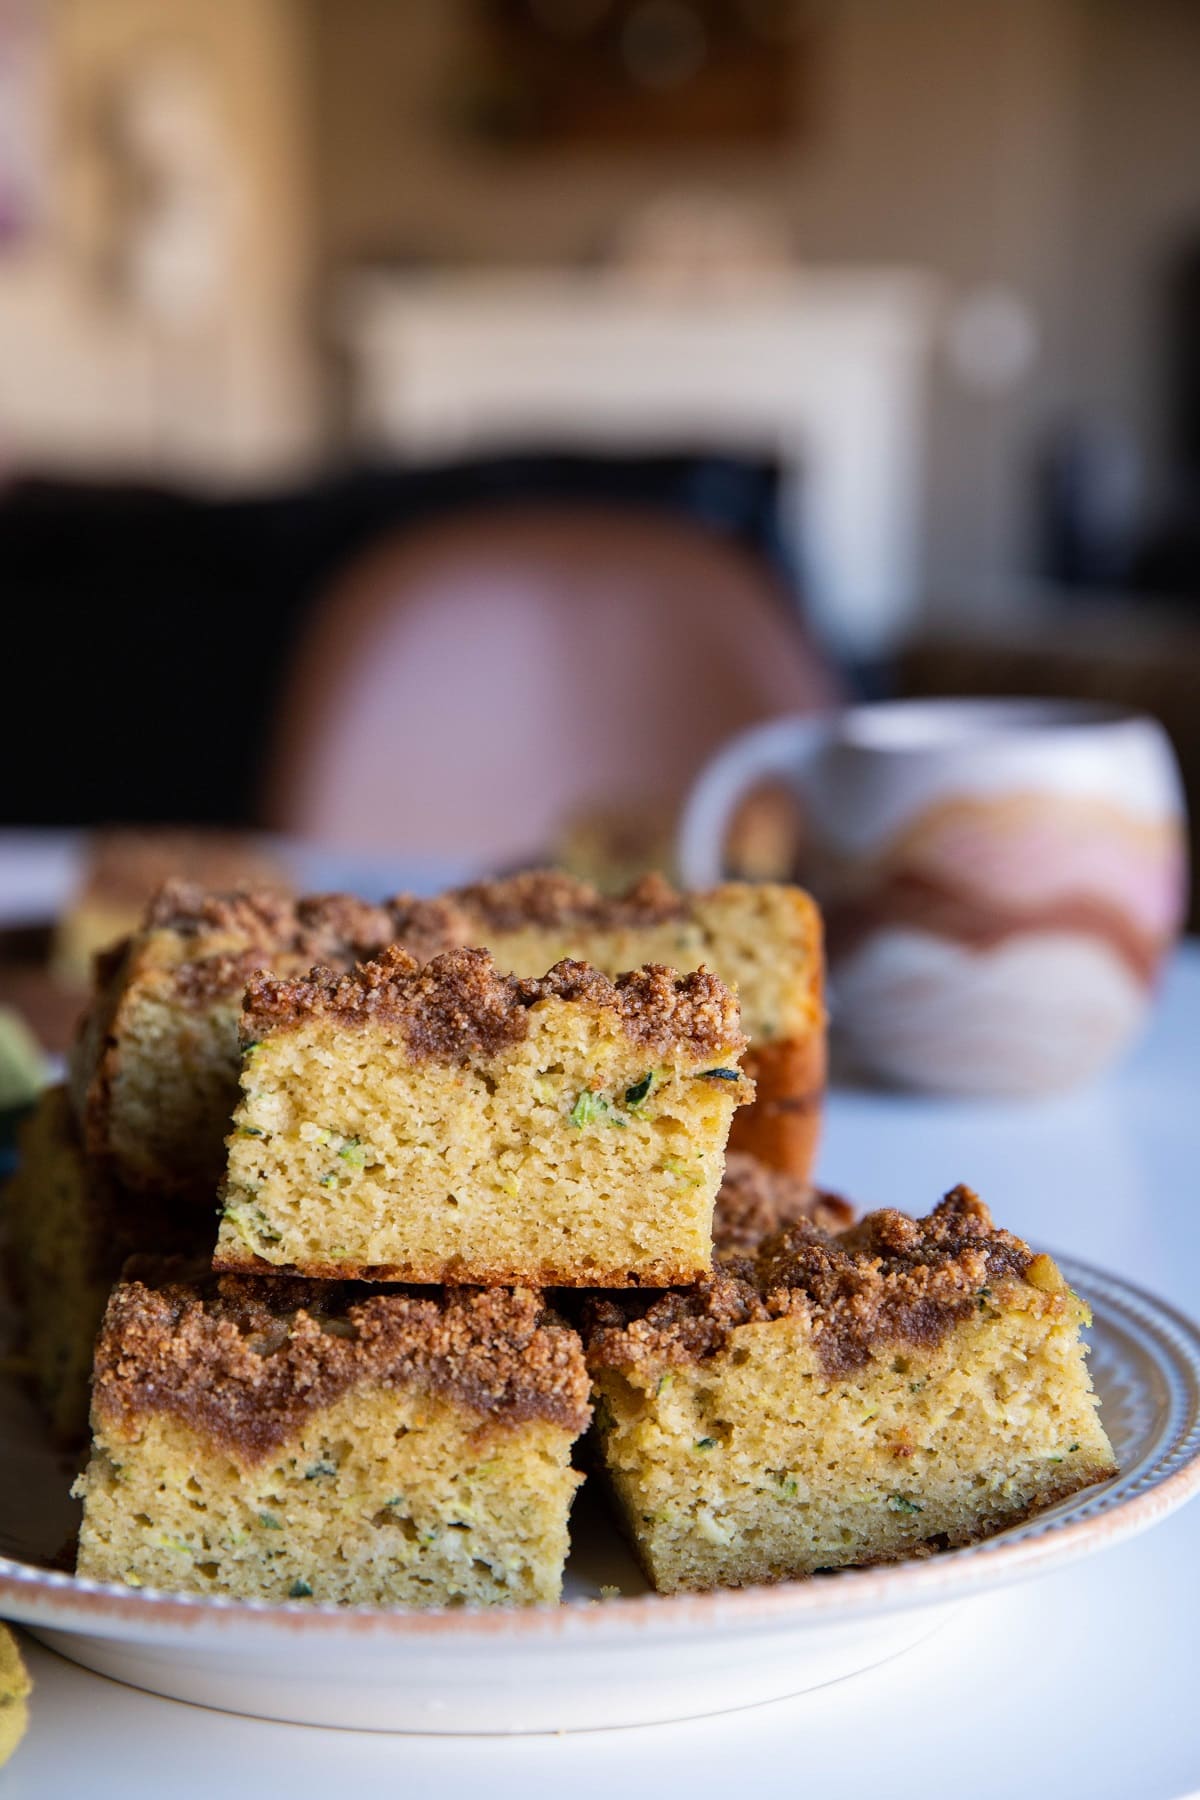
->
(339, 270), (941, 657)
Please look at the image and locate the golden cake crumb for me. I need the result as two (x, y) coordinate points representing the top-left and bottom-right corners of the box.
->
(219, 951), (751, 1286)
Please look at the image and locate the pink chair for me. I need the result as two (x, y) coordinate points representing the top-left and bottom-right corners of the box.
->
(265, 505), (838, 864)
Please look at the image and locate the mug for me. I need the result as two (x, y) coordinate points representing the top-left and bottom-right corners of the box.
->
(679, 698), (1188, 1095)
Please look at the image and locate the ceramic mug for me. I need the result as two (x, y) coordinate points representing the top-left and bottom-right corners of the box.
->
(678, 698), (1188, 1095)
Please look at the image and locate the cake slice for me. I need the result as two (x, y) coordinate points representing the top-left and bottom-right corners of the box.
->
(215, 947), (751, 1286)
(4, 1086), (209, 1441)
(585, 1187), (1117, 1593)
(712, 1150), (853, 1256)
(448, 873), (825, 1181)
(73, 1271), (590, 1607)
(69, 882), (461, 1199)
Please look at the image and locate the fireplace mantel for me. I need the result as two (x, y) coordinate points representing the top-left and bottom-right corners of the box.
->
(339, 269), (940, 656)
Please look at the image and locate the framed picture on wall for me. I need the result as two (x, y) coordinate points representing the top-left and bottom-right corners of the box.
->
(455, 0), (815, 149)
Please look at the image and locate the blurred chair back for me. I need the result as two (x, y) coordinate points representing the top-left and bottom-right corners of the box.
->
(266, 505), (837, 863)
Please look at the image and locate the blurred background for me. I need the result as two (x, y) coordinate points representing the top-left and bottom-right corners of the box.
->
(2, 0), (1199, 934)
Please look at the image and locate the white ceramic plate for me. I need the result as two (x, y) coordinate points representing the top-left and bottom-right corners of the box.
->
(1, 1255), (1198, 1735)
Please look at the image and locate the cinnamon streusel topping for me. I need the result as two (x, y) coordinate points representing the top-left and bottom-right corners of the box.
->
(92, 1274), (592, 1460)
(241, 947), (747, 1063)
(145, 880), (424, 960)
(152, 870), (690, 975)
(587, 1187), (1037, 1379)
(450, 870), (688, 933)
(143, 882), (465, 1008)
(145, 880), (296, 943)
(713, 1151), (854, 1254)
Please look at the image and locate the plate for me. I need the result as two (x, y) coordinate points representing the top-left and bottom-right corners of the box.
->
(1, 1255), (1197, 1735)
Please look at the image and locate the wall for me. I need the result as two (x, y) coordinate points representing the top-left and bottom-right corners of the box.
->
(305, 0), (1083, 610)
(306, 0), (1200, 618)
(3, 0), (1197, 608)
(308, 0), (1066, 274)
(1067, 0), (1200, 499)
(0, 0), (320, 481)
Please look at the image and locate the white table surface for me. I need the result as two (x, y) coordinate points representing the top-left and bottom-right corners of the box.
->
(7, 936), (1200, 1797)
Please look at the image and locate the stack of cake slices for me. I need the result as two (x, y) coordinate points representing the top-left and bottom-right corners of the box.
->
(7, 871), (1116, 1607)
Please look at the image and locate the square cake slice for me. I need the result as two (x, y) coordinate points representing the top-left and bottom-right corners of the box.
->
(585, 1187), (1117, 1593)
(4, 1086), (209, 1442)
(449, 873), (825, 1181)
(215, 948), (752, 1286)
(74, 1273), (590, 1607)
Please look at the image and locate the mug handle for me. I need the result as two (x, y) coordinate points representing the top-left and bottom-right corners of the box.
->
(677, 712), (836, 890)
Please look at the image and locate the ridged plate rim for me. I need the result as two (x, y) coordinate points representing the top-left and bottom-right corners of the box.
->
(0, 1253), (1197, 1647)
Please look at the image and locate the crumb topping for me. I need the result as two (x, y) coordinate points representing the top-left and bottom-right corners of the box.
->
(145, 880), (297, 942)
(170, 948), (285, 1007)
(712, 1151), (854, 1255)
(450, 870), (687, 932)
(147, 882), (411, 957)
(91, 1273), (592, 1459)
(587, 1186), (1038, 1379)
(241, 946), (747, 1063)
(293, 893), (400, 961)
(139, 883), (467, 1008)
(148, 870), (691, 962)
(384, 894), (476, 964)
(117, 872), (713, 1015)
